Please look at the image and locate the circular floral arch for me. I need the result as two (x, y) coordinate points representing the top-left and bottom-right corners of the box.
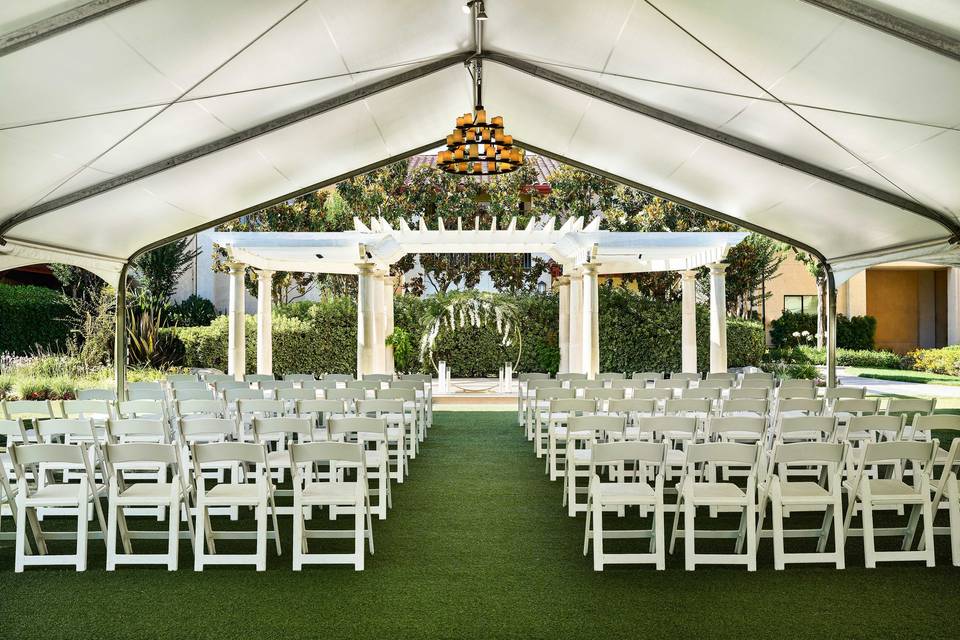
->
(418, 292), (522, 373)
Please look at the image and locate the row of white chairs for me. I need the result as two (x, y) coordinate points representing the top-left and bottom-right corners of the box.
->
(0, 413), (423, 571)
(525, 405), (960, 570)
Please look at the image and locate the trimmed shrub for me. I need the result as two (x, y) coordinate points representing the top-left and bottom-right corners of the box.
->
(770, 311), (877, 350)
(765, 346), (902, 369)
(0, 283), (73, 354)
(909, 345), (960, 376)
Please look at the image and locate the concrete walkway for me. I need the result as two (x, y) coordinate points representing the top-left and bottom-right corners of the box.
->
(837, 367), (960, 399)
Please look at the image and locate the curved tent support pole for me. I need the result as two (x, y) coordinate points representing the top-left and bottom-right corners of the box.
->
(114, 263), (129, 401)
(825, 264), (838, 388)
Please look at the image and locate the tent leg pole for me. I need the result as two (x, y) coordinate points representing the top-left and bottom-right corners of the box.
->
(114, 264), (129, 401)
(825, 264), (837, 388)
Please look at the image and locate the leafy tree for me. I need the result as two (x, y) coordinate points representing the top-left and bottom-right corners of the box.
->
(214, 191), (359, 302)
(724, 234), (787, 319)
(132, 237), (199, 302)
(50, 264), (106, 302)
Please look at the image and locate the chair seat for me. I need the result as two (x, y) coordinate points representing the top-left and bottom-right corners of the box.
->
(623, 427), (653, 440)
(686, 482), (746, 504)
(204, 483), (266, 504)
(595, 481), (656, 505)
(27, 482), (105, 505)
(117, 482), (182, 504)
(301, 482), (362, 504)
(777, 481), (833, 502)
(266, 450), (292, 467)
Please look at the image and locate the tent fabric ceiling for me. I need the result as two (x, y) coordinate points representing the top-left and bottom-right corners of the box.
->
(1, 0), (959, 284)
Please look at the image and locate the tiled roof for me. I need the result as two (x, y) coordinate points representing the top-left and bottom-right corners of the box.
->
(406, 154), (561, 187)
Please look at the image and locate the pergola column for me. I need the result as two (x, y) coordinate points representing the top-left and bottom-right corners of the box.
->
(372, 269), (386, 373)
(356, 263), (377, 376)
(255, 269), (274, 375)
(681, 269), (698, 373)
(568, 270), (583, 375)
(709, 262), (728, 373)
(383, 273), (396, 375)
(581, 263), (600, 379)
(227, 262), (246, 381)
(557, 275), (570, 373)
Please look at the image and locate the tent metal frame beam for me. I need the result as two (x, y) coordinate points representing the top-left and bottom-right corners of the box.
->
(0, 52), (471, 237)
(515, 140), (828, 264)
(800, 0), (960, 63)
(0, 0), (147, 58)
(484, 52), (960, 238)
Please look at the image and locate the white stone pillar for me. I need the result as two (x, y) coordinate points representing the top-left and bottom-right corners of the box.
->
(568, 271), (583, 375)
(356, 263), (377, 376)
(255, 269), (274, 375)
(681, 269), (698, 374)
(372, 269), (386, 373)
(949, 267), (960, 345)
(709, 262), (728, 373)
(581, 263), (600, 379)
(557, 275), (570, 373)
(383, 273), (396, 375)
(227, 262), (246, 381)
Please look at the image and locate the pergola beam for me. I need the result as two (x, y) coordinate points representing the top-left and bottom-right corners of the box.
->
(0, 0), (147, 58)
(487, 52), (959, 238)
(800, 0), (960, 63)
(0, 52), (471, 237)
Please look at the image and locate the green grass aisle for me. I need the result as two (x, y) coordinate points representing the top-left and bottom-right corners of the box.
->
(1, 412), (958, 639)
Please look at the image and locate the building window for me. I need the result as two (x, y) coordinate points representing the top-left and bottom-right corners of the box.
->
(783, 294), (817, 315)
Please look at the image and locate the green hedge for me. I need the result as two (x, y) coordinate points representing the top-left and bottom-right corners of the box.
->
(169, 288), (766, 376)
(0, 283), (73, 354)
(770, 310), (876, 350)
(766, 346), (902, 369)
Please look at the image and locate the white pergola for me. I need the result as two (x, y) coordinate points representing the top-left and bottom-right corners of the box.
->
(1, 0), (959, 391)
(211, 219), (746, 379)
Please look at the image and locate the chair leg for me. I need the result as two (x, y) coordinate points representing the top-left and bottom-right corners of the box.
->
(862, 502), (876, 569)
(194, 501), (206, 571)
(684, 499), (696, 571)
(832, 497), (845, 569)
(922, 498), (936, 568)
(14, 501), (27, 573)
(949, 480), (960, 567)
(746, 498), (757, 572)
(76, 499), (88, 572)
(592, 498), (604, 571)
(255, 502), (267, 572)
(582, 496), (592, 556)
(106, 498), (117, 571)
(772, 497), (785, 570)
(354, 500), (364, 571)
(293, 497), (304, 571)
(654, 500), (665, 571)
(167, 500), (179, 571)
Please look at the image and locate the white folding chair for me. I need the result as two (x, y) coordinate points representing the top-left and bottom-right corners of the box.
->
(908, 415), (960, 565)
(670, 442), (763, 571)
(10, 442), (105, 571)
(757, 441), (847, 569)
(562, 415), (626, 516)
(290, 441), (374, 570)
(608, 398), (657, 440)
(104, 442), (194, 570)
(885, 398), (936, 440)
(296, 399), (347, 440)
(176, 417), (241, 520)
(78, 389), (118, 402)
(517, 373), (550, 424)
(358, 399), (409, 482)
(729, 387), (770, 400)
(583, 440), (667, 570)
(719, 398), (769, 419)
(632, 371), (663, 384)
(285, 373), (317, 385)
(377, 388), (420, 458)
(192, 442), (281, 571)
(399, 373), (434, 430)
(584, 388), (625, 414)
(328, 417), (392, 520)
(527, 382), (568, 445)
(0, 419), (41, 555)
(546, 398), (597, 480)
(843, 439), (938, 568)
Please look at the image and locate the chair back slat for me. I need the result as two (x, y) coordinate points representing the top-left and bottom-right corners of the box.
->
(192, 441), (266, 465)
(290, 441), (363, 465)
(106, 442), (178, 465)
(11, 442), (85, 466)
(592, 440), (666, 466)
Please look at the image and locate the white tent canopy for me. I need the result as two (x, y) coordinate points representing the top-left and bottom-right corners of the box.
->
(1, 0), (959, 286)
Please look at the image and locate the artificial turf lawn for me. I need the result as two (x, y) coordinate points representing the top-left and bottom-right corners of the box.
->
(1, 411), (958, 639)
(848, 367), (960, 387)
